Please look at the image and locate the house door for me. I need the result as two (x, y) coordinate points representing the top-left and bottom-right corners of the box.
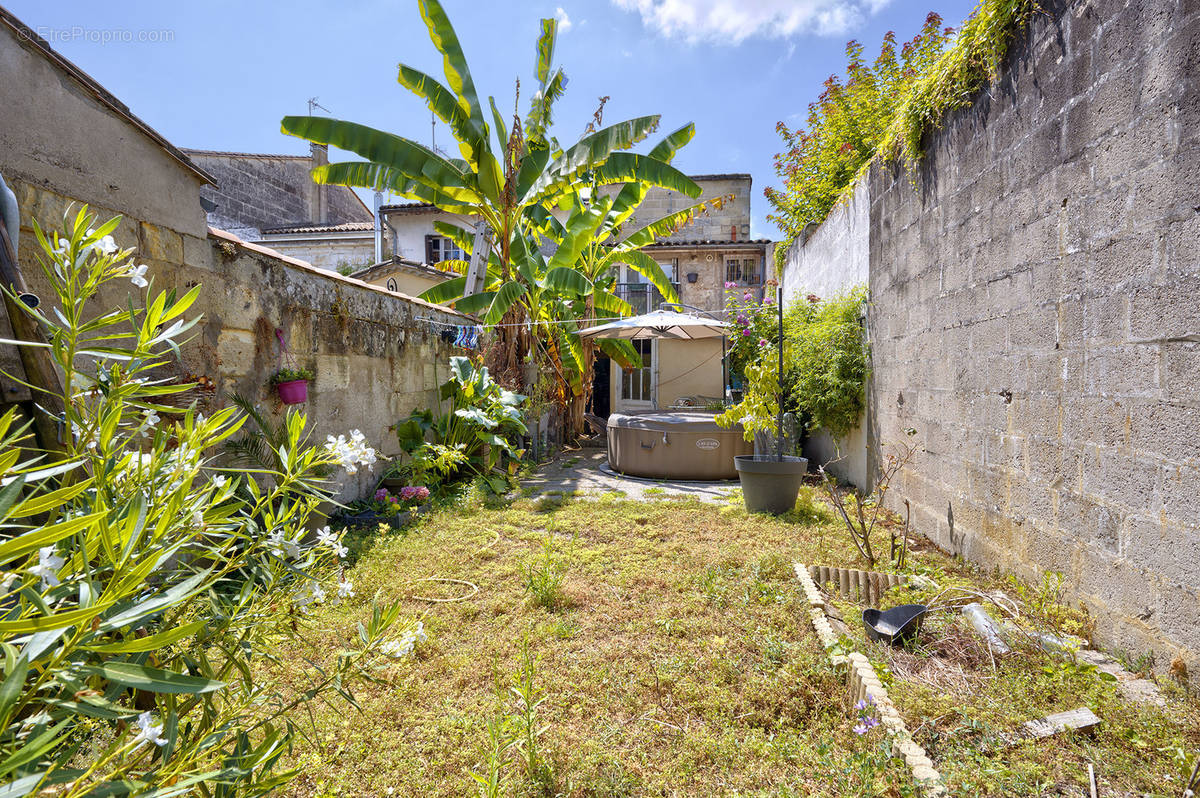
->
(616, 339), (656, 412)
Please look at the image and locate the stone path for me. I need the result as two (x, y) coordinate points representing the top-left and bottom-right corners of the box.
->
(519, 447), (740, 504)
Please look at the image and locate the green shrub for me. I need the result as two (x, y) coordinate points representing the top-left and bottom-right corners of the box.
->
(784, 288), (870, 439)
(268, 366), (314, 384)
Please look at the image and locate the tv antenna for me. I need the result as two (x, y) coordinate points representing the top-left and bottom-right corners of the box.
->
(307, 97), (331, 115)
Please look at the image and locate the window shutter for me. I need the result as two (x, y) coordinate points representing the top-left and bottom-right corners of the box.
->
(424, 235), (435, 264)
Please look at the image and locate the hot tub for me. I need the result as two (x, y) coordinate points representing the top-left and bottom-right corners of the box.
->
(607, 412), (752, 480)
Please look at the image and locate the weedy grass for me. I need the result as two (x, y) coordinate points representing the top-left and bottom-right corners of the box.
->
(274, 493), (1199, 797)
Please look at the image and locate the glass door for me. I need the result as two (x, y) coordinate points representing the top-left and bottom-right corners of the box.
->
(617, 339), (656, 411)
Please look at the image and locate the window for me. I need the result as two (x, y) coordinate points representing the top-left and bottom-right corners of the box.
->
(725, 256), (761, 286)
(621, 340), (654, 403)
(425, 235), (464, 264)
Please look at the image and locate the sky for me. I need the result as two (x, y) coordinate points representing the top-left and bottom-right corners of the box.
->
(8, 0), (979, 239)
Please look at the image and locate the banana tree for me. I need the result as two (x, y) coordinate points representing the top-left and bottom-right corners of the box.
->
(524, 125), (735, 436)
(280, 0), (700, 388)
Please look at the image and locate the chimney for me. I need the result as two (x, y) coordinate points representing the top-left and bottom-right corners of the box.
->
(310, 143), (329, 223)
(373, 191), (384, 264)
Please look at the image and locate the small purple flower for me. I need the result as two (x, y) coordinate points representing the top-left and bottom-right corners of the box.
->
(399, 485), (430, 502)
(865, 717), (879, 728)
(743, 292), (753, 301)
(374, 488), (389, 501)
(736, 314), (749, 325)
(758, 338), (768, 347)
(854, 699), (869, 711)
(742, 329), (752, 337)
(853, 722), (869, 735)
(724, 281), (737, 289)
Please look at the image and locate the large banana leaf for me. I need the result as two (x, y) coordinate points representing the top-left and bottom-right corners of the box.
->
(418, 276), (468, 305)
(397, 64), (487, 168)
(542, 267), (593, 296)
(591, 290), (634, 318)
(589, 154), (701, 199)
(484, 281), (527, 325)
(418, 0), (485, 126)
(521, 115), (663, 202)
(597, 337), (642, 369)
(280, 117), (475, 200)
(314, 162), (480, 214)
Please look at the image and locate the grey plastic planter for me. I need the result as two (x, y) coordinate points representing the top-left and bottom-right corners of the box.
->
(734, 454), (809, 515)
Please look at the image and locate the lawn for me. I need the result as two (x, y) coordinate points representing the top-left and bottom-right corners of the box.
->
(271, 488), (1199, 797)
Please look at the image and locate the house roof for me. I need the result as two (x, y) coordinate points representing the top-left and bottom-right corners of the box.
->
(261, 221), (376, 235)
(644, 239), (772, 248)
(379, 202), (438, 215)
(350, 257), (457, 283)
(0, 7), (216, 187)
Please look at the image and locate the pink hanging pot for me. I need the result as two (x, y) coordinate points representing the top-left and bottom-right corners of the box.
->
(275, 379), (308, 405)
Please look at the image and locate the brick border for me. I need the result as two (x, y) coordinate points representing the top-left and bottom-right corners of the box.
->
(795, 563), (948, 797)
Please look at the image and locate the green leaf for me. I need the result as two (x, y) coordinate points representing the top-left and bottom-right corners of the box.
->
(589, 153), (701, 199)
(84, 662), (224, 695)
(542, 267), (593, 297)
(484, 282), (526, 326)
(280, 117), (476, 201)
(82, 621), (205, 654)
(417, 276), (468, 306)
(397, 64), (488, 168)
(0, 512), (103, 566)
(418, 0), (485, 130)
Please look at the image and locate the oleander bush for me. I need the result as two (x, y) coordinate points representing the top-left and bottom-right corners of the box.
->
(0, 208), (416, 796)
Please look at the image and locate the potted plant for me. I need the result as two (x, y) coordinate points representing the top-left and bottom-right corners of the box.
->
(270, 366), (313, 405)
(715, 280), (807, 515)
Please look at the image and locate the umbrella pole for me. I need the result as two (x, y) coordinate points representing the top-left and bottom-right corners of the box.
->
(776, 276), (784, 462)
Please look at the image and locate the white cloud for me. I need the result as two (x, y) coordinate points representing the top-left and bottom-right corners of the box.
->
(611, 0), (890, 44)
(555, 7), (573, 32)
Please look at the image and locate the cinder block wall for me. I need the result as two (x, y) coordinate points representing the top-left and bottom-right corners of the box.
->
(869, 0), (1199, 668)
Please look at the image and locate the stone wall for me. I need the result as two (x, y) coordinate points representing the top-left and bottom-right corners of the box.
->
(781, 173), (870, 305)
(185, 151), (372, 237)
(8, 181), (468, 500)
(868, 0), (1200, 669)
(780, 173), (871, 488)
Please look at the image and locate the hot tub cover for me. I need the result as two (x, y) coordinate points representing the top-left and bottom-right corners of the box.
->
(607, 411), (728, 432)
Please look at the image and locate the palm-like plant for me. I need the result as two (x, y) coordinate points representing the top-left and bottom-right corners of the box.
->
(280, 0), (699, 387)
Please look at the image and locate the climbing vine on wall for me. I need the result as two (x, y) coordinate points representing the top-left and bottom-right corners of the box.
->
(766, 0), (1038, 266)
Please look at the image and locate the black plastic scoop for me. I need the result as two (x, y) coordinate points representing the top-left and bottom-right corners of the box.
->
(862, 603), (928, 646)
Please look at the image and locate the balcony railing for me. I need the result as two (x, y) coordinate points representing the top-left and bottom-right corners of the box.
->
(615, 282), (680, 315)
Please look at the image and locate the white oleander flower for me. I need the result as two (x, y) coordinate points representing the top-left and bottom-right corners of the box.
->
(338, 580), (354, 598)
(324, 430), (377, 474)
(131, 712), (167, 747)
(127, 263), (149, 287)
(316, 526), (337, 547)
(30, 546), (64, 590)
(212, 475), (226, 488)
(96, 235), (118, 256)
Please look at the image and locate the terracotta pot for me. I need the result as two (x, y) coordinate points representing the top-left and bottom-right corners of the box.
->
(275, 379), (308, 404)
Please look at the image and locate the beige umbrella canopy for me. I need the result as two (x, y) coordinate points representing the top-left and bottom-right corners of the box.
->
(576, 309), (729, 340)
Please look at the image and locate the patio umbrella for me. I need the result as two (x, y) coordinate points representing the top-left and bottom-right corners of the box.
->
(576, 308), (729, 340)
